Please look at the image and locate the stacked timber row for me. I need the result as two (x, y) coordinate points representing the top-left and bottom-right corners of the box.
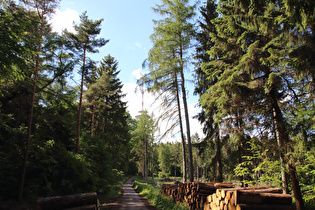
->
(204, 186), (295, 210)
(36, 192), (99, 210)
(161, 182), (235, 209)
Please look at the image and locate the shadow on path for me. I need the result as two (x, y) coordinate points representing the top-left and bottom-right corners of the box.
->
(101, 177), (157, 210)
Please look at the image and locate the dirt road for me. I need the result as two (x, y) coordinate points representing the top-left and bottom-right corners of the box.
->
(101, 177), (157, 210)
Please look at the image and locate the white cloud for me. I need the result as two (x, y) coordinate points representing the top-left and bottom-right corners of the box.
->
(122, 83), (205, 143)
(50, 9), (80, 34)
(135, 42), (142, 48)
(135, 42), (146, 50)
(131, 68), (143, 80)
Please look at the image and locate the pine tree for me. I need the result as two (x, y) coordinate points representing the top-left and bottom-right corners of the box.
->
(64, 11), (108, 153)
(18, 0), (61, 201)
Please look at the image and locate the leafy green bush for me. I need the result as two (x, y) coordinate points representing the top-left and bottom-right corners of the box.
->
(132, 177), (188, 210)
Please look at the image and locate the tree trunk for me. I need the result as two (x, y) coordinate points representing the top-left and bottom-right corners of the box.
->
(289, 162), (305, 210)
(91, 103), (96, 136)
(215, 123), (223, 182)
(179, 40), (193, 182)
(270, 89), (304, 209)
(273, 107), (289, 194)
(174, 71), (187, 182)
(19, 25), (43, 201)
(144, 133), (147, 183)
(151, 146), (155, 185)
(76, 47), (86, 153)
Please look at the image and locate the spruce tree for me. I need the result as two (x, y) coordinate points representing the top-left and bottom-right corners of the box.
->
(194, 0), (224, 181)
(200, 0), (304, 207)
(97, 55), (131, 172)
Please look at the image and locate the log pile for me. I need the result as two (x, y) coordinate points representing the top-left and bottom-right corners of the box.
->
(161, 182), (235, 209)
(36, 192), (99, 210)
(203, 186), (295, 210)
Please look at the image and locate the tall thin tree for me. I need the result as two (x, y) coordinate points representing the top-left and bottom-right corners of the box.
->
(65, 11), (108, 153)
(149, 0), (196, 182)
(19, 0), (60, 201)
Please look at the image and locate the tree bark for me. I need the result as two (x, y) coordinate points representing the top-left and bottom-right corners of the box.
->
(144, 132), (147, 183)
(174, 71), (187, 182)
(270, 88), (304, 209)
(289, 162), (305, 210)
(91, 103), (96, 136)
(151, 146), (155, 185)
(273, 107), (289, 194)
(179, 38), (193, 182)
(76, 47), (86, 153)
(19, 23), (43, 202)
(214, 123), (223, 182)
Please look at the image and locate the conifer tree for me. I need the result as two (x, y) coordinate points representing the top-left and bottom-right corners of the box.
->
(200, 0), (305, 208)
(97, 55), (127, 136)
(18, 0), (61, 201)
(148, 0), (196, 182)
(64, 12), (108, 153)
(84, 71), (111, 136)
(96, 55), (131, 172)
(194, 0), (223, 181)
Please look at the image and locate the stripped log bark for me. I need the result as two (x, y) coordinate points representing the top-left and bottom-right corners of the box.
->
(205, 187), (294, 210)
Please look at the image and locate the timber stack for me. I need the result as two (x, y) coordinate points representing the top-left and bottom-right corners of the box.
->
(204, 186), (295, 210)
(36, 192), (99, 210)
(161, 182), (235, 209)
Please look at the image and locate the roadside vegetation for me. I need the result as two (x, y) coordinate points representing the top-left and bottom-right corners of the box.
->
(132, 177), (188, 210)
(1, 1), (314, 210)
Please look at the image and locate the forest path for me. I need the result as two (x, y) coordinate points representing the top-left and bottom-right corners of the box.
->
(101, 177), (157, 210)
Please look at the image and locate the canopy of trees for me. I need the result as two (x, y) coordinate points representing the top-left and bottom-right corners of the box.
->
(0, 0), (314, 209)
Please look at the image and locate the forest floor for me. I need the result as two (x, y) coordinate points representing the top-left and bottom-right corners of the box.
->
(100, 176), (157, 210)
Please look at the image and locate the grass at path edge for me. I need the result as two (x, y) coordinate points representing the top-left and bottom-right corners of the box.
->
(132, 177), (188, 210)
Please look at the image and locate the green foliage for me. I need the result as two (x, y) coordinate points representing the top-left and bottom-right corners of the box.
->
(27, 140), (91, 196)
(291, 135), (315, 206)
(234, 140), (282, 187)
(133, 177), (188, 210)
(80, 133), (125, 194)
(158, 144), (172, 178)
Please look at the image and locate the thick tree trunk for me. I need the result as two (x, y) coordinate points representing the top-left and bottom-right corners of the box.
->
(289, 162), (305, 210)
(270, 89), (304, 210)
(76, 47), (86, 153)
(273, 107), (289, 194)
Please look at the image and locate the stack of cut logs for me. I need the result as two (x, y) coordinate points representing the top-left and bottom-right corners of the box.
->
(161, 183), (295, 210)
(204, 186), (295, 210)
(36, 192), (99, 210)
(160, 182), (235, 209)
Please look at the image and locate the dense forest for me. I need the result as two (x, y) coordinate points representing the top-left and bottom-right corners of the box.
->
(1, 0), (314, 209)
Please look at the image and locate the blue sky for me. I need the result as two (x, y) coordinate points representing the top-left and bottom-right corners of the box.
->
(51, 0), (204, 141)
(53, 0), (159, 83)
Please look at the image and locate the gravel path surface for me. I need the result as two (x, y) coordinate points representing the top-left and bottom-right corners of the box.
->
(101, 177), (157, 210)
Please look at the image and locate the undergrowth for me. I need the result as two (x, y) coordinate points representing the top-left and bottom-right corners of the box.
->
(132, 177), (188, 210)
